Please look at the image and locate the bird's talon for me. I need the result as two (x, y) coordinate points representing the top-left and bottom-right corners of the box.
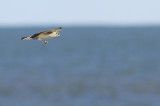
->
(44, 41), (48, 44)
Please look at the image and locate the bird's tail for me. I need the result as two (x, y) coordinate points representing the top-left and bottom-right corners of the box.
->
(21, 36), (32, 40)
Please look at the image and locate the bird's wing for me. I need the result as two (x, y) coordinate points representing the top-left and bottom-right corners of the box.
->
(31, 30), (53, 38)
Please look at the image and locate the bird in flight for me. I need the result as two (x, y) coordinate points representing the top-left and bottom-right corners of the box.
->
(21, 27), (62, 44)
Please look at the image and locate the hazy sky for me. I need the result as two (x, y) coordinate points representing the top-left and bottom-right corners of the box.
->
(0, 0), (160, 26)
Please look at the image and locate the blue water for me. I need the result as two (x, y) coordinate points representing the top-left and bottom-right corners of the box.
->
(0, 26), (160, 106)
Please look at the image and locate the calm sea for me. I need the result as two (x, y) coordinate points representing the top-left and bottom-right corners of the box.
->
(0, 26), (160, 106)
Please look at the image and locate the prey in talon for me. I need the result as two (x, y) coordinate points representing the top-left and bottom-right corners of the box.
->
(21, 27), (62, 44)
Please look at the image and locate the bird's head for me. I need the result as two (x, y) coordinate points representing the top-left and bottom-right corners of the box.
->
(56, 27), (62, 31)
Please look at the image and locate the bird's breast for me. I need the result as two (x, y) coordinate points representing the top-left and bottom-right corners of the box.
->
(48, 32), (58, 38)
(37, 32), (58, 40)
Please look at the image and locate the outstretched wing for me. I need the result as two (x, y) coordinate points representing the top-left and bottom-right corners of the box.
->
(30, 30), (53, 39)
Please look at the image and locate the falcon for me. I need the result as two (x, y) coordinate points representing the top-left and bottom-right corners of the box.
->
(21, 27), (62, 44)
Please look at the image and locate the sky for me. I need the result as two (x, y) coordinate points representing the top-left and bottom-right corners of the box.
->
(0, 0), (160, 26)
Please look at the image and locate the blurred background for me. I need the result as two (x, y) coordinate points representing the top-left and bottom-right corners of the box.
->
(0, 0), (160, 106)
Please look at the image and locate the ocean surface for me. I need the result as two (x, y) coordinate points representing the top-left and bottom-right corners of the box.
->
(0, 26), (160, 106)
